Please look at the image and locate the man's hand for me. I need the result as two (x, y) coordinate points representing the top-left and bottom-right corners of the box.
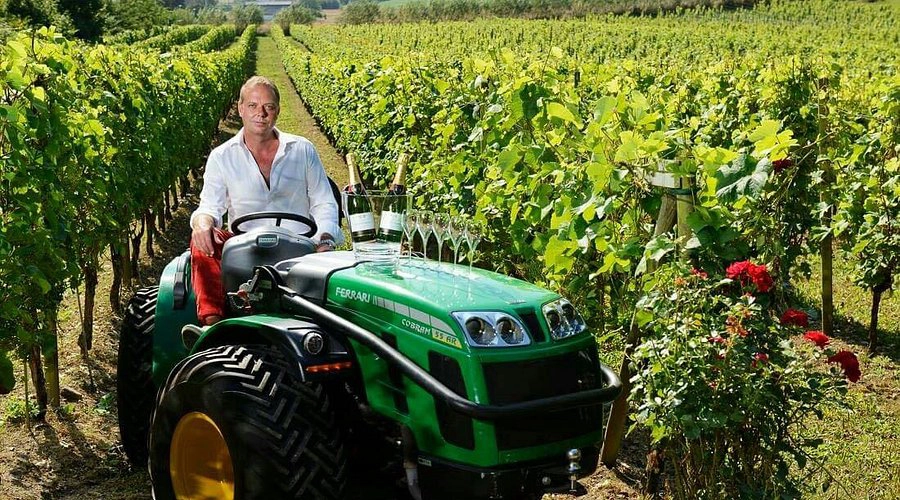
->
(191, 215), (216, 257)
(316, 233), (336, 253)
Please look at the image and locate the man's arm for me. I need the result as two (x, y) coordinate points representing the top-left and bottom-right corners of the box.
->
(190, 151), (228, 256)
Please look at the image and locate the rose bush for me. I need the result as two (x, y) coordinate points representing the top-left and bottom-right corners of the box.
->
(631, 261), (854, 498)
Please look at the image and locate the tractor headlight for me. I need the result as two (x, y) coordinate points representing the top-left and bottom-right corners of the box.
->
(542, 299), (586, 340)
(452, 312), (530, 347)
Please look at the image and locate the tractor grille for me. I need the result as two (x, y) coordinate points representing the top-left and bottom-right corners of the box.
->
(484, 348), (604, 450)
(516, 308), (546, 343)
(428, 352), (475, 450)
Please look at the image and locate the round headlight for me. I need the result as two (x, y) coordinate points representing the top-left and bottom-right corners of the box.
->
(496, 317), (524, 344)
(546, 310), (561, 331)
(561, 303), (577, 322)
(465, 317), (495, 345)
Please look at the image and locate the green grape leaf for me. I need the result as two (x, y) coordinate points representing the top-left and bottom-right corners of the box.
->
(715, 154), (771, 202)
(592, 96), (617, 125)
(546, 102), (582, 128)
(544, 236), (576, 271)
(615, 131), (641, 163)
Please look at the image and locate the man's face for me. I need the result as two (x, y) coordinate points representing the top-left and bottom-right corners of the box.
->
(238, 85), (279, 136)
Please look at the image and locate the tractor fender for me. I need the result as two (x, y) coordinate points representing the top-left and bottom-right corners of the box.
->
(190, 315), (353, 382)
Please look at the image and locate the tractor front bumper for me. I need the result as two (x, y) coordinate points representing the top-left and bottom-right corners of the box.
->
(416, 447), (599, 499)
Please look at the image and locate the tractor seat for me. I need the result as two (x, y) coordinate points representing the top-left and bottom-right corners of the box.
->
(221, 226), (317, 293)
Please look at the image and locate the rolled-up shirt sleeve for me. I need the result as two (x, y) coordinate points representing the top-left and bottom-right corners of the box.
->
(190, 150), (227, 229)
(305, 146), (344, 245)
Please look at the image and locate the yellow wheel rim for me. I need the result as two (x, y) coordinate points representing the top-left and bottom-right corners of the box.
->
(170, 411), (235, 500)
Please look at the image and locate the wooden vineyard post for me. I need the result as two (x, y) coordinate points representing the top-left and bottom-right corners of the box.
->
(817, 87), (834, 338)
(28, 343), (48, 415)
(674, 177), (695, 248)
(821, 187), (834, 337)
(601, 165), (693, 467)
(43, 306), (60, 408)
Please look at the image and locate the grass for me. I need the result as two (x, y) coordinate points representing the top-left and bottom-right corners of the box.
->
(791, 250), (900, 498)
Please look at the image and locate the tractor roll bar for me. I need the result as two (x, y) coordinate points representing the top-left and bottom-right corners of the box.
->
(279, 287), (623, 420)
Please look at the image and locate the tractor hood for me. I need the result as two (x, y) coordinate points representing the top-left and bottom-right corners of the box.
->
(329, 261), (557, 311)
(282, 251), (560, 351)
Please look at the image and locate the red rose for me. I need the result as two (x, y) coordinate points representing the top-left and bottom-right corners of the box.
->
(780, 309), (809, 328)
(725, 260), (774, 293)
(747, 263), (773, 293)
(827, 350), (861, 383)
(803, 330), (830, 348)
(726, 261), (751, 281)
(772, 158), (794, 173)
(691, 268), (708, 279)
(752, 352), (769, 367)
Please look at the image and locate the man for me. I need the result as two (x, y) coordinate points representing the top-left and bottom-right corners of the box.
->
(189, 76), (343, 325)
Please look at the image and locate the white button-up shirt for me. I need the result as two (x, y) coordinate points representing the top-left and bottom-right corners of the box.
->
(190, 128), (343, 245)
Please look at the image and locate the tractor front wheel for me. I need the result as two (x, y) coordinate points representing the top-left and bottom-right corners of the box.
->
(117, 286), (158, 466)
(148, 344), (348, 499)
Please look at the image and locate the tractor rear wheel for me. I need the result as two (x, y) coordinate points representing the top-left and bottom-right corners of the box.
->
(116, 286), (158, 466)
(149, 344), (348, 500)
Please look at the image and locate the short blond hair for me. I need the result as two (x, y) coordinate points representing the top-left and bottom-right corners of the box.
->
(239, 76), (280, 106)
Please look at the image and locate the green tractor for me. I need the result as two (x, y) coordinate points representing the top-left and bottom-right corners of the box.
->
(117, 210), (621, 500)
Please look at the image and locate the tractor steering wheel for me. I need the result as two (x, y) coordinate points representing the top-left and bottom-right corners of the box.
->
(230, 211), (318, 237)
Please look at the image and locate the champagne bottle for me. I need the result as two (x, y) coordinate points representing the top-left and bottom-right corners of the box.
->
(345, 153), (376, 243)
(378, 153), (409, 243)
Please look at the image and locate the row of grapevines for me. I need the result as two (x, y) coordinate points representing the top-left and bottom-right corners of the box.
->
(136, 24), (210, 52)
(179, 24), (237, 53)
(277, 0), (897, 337)
(276, 27), (791, 320)
(292, 0), (899, 67)
(102, 25), (173, 46)
(0, 25), (257, 395)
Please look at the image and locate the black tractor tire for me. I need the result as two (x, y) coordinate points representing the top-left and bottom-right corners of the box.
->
(149, 344), (349, 500)
(116, 286), (158, 466)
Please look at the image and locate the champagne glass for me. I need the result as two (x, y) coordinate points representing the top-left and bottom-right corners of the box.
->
(403, 209), (419, 261)
(432, 213), (450, 264)
(416, 210), (433, 261)
(464, 220), (483, 274)
(447, 216), (465, 269)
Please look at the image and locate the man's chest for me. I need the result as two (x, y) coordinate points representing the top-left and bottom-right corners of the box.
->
(222, 159), (307, 199)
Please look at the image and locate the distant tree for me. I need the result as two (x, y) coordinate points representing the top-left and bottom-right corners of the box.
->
(5, 0), (73, 31)
(186, 0), (216, 11)
(274, 3), (320, 34)
(231, 3), (262, 32)
(161, 0), (185, 7)
(293, 0), (321, 10)
(168, 7), (196, 24)
(341, 0), (379, 24)
(103, 0), (169, 33)
(196, 6), (229, 24)
(58, 0), (104, 40)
